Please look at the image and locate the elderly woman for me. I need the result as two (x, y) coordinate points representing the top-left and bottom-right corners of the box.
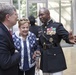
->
(12, 19), (40, 75)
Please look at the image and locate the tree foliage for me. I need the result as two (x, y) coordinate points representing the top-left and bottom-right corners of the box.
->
(13, 0), (37, 18)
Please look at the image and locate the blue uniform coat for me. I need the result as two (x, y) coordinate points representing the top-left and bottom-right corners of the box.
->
(38, 20), (71, 73)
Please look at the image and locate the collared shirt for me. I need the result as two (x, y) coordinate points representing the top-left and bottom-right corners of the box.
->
(4, 24), (12, 35)
(3, 24), (10, 31)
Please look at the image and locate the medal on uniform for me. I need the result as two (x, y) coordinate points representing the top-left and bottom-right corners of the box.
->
(47, 27), (56, 35)
(43, 42), (46, 49)
(47, 28), (51, 35)
(53, 28), (56, 34)
(49, 38), (53, 42)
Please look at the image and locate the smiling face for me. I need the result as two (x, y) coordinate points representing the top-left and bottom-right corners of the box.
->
(19, 23), (29, 37)
(18, 19), (30, 38)
(39, 8), (50, 24)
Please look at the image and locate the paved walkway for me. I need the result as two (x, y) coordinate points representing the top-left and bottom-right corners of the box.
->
(63, 47), (76, 75)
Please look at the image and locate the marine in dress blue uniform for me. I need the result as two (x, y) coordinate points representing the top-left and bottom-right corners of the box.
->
(38, 7), (76, 75)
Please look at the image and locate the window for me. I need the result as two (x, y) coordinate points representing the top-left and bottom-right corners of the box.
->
(48, 0), (72, 47)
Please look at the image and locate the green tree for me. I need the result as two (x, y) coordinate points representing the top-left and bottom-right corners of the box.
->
(29, 3), (37, 18)
(13, 0), (37, 18)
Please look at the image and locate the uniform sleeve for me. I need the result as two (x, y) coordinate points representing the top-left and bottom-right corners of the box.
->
(0, 34), (20, 69)
(56, 23), (71, 43)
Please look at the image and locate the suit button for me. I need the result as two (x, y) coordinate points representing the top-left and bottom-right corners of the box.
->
(54, 54), (56, 56)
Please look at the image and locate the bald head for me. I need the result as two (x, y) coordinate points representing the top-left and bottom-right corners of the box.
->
(39, 7), (50, 23)
(39, 7), (50, 15)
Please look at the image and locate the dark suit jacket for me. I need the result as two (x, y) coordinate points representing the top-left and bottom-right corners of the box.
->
(38, 20), (71, 73)
(0, 22), (20, 75)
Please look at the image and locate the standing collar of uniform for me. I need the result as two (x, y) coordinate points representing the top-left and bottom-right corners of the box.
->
(42, 19), (52, 26)
(47, 19), (52, 25)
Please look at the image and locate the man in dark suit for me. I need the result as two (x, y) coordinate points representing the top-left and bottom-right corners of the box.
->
(0, 3), (20, 75)
(38, 7), (76, 75)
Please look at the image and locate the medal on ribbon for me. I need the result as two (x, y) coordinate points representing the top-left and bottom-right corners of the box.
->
(49, 38), (53, 42)
(47, 27), (56, 35)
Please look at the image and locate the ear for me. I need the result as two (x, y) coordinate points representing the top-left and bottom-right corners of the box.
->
(6, 14), (10, 20)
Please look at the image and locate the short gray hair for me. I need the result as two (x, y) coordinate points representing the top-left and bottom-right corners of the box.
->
(0, 3), (16, 22)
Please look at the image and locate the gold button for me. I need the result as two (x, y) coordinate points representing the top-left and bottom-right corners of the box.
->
(44, 31), (46, 33)
(54, 54), (56, 56)
(45, 26), (47, 28)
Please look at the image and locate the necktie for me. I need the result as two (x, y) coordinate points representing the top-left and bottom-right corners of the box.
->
(9, 30), (12, 35)
(9, 30), (12, 38)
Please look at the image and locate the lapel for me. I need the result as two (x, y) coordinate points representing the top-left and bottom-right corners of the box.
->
(0, 22), (15, 54)
(0, 22), (14, 46)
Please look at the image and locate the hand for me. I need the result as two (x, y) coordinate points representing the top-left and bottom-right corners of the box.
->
(74, 36), (76, 43)
(35, 50), (41, 56)
(32, 50), (41, 59)
(69, 31), (76, 44)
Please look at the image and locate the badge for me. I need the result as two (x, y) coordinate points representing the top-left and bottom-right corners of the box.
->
(49, 38), (53, 42)
(47, 28), (51, 35)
